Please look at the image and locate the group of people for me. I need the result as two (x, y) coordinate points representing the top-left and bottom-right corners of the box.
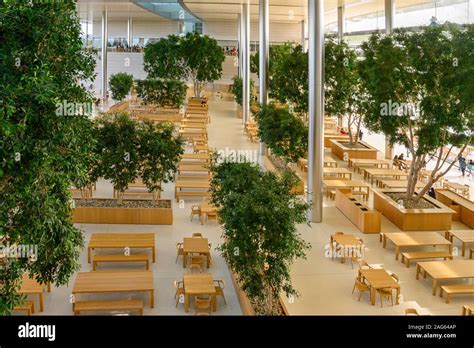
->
(339, 128), (363, 141)
(458, 155), (474, 177)
(224, 46), (238, 56)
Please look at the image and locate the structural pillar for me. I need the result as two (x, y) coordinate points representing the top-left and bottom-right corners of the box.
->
(127, 13), (133, 48)
(237, 14), (242, 78)
(258, 0), (269, 156)
(337, 6), (345, 43)
(307, 0), (324, 223)
(301, 20), (306, 50)
(242, 2), (250, 124)
(101, 10), (108, 101)
(384, 0), (395, 159)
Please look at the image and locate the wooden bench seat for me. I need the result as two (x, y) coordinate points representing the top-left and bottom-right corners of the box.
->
(176, 174), (212, 180)
(92, 254), (149, 270)
(439, 284), (474, 303)
(176, 191), (211, 202)
(73, 299), (144, 315)
(13, 300), (35, 316)
(401, 251), (453, 268)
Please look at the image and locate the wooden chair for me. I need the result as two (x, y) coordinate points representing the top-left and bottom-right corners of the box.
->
(330, 232), (344, 259)
(190, 205), (201, 221)
(195, 296), (211, 315)
(176, 242), (184, 263)
(189, 264), (203, 273)
(378, 273), (399, 307)
(190, 253), (206, 269)
(174, 280), (185, 307)
(405, 308), (419, 316)
(358, 260), (373, 270)
(213, 279), (226, 305)
(205, 212), (218, 224)
(192, 232), (203, 238)
(352, 278), (370, 302)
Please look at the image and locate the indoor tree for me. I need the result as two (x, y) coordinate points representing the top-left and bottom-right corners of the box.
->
(143, 32), (225, 98)
(137, 120), (184, 200)
(210, 159), (310, 315)
(231, 75), (255, 106)
(109, 72), (134, 102)
(359, 25), (474, 205)
(135, 78), (187, 108)
(0, 0), (95, 314)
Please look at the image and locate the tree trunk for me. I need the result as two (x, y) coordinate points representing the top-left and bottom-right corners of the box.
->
(117, 192), (123, 205)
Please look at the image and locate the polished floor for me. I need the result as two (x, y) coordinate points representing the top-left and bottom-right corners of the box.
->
(29, 98), (473, 316)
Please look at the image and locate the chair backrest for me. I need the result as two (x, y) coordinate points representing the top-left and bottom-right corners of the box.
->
(174, 280), (183, 289)
(335, 232), (344, 235)
(189, 264), (202, 273)
(192, 233), (203, 238)
(405, 308), (419, 315)
(355, 278), (368, 290)
(191, 205), (200, 211)
(214, 279), (225, 289)
(176, 242), (183, 249)
(358, 260), (372, 270)
(391, 273), (400, 283)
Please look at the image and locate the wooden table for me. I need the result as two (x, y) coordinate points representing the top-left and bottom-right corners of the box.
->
(88, 233), (156, 263)
(298, 157), (338, 172)
(200, 202), (217, 225)
(181, 153), (210, 162)
(383, 232), (452, 260)
(183, 237), (211, 268)
(323, 180), (369, 197)
(72, 270), (154, 308)
(323, 167), (352, 180)
(179, 129), (207, 139)
(349, 158), (391, 172)
(443, 181), (470, 198)
(445, 230), (474, 256)
(363, 168), (409, 186)
(332, 234), (362, 263)
(18, 274), (48, 312)
(183, 273), (216, 312)
(359, 269), (401, 306)
(379, 180), (425, 189)
(177, 165), (210, 174)
(416, 260), (474, 296)
(174, 180), (210, 201)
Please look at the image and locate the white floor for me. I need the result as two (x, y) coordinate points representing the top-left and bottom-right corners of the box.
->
(28, 98), (473, 316)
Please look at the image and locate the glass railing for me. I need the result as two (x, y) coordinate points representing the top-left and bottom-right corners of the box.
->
(132, 0), (201, 23)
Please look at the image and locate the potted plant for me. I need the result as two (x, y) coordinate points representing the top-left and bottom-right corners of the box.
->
(109, 72), (134, 102)
(0, 0), (94, 313)
(210, 159), (310, 315)
(231, 75), (255, 118)
(359, 25), (473, 229)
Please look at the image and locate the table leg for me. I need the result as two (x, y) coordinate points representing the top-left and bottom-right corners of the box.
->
(395, 246), (399, 260)
(462, 242), (465, 257)
(432, 279), (437, 296)
(211, 294), (217, 312)
(87, 247), (91, 263)
(150, 289), (154, 308)
(371, 287), (376, 305)
(39, 293), (44, 312)
(395, 286), (400, 304)
(182, 251), (187, 268)
(184, 294), (190, 312)
(416, 264), (420, 280)
(152, 247), (156, 263)
(383, 235), (387, 248)
(200, 213), (204, 225)
(207, 253), (210, 268)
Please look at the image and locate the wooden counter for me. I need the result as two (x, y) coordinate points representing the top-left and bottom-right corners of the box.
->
(435, 189), (474, 229)
(335, 189), (381, 233)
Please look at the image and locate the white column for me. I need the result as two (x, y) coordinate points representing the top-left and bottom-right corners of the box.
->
(101, 10), (108, 101)
(307, 0), (324, 223)
(237, 14), (242, 78)
(384, 0), (395, 159)
(337, 6), (345, 43)
(301, 20), (305, 49)
(242, 2), (250, 124)
(127, 13), (133, 48)
(259, 0), (269, 155)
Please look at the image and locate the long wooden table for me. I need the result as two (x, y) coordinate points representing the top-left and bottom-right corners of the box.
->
(177, 165), (210, 174)
(182, 237), (211, 268)
(349, 158), (391, 172)
(323, 167), (352, 180)
(363, 168), (408, 186)
(174, 180), (210, 201)
(298, 157), (338, 171)
(379, 180), (425, 189)
(181, 153), (210, 162)
(323, 180), (370, 198)
(72, 270), (154, 308)
(383, 232), (452, 260)
(88, 233), (156, 263)
(416, 259), (474, 296)
(183, 273), (216, 312)
(435, 189), (474, 228)
(359, 269), (401, 306)
(19, 274), (48, 312)
(443, 181), (470, 198)
(445, 230), (474, 256)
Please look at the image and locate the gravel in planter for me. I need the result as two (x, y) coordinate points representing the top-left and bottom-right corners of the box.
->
(75, 198), (171, 209)
(338, 142), (370, 149)
(384, 192), (437, 209)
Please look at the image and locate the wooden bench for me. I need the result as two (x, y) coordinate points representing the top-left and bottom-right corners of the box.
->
(401, 251), (453, 268)
(176, 174), (212, 180)
(13, 300), (35, 315)
(176, 191), (211, 202)
(92, 254), (150, 270)
(73, 299), (144, 315)
(470, 247), (473, 259)
(439, 284), (474, 303)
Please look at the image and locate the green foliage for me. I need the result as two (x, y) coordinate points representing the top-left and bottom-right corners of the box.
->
(135, 78), (187, 108)
(0, 0), (94, 314)
(144, 32), (225, 97)
(137, 120), (184, 198)
(231, 75), (255, 106)
(109, 73), (134, 101)
(210, 159), (310, 315)
(255, 103), (308, 163)
(359, 25), (474, 201)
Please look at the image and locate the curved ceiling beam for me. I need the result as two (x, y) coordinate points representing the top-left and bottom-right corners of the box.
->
(132, 0), (203, 22)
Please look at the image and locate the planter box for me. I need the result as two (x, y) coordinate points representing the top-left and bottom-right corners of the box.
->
(373, 189), (454, 231)
(72, 198), (173, 225)
(330, 139), (378, 161)
(335, 189), (381, 234)
(108, 100), (129, 113)
(324, 133), (350, 147)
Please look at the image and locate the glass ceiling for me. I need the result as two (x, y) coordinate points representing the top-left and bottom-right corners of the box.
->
(132, 0), (202, 23)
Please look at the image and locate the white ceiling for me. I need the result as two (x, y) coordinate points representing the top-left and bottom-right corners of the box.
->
(77, 0), (435, 24)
